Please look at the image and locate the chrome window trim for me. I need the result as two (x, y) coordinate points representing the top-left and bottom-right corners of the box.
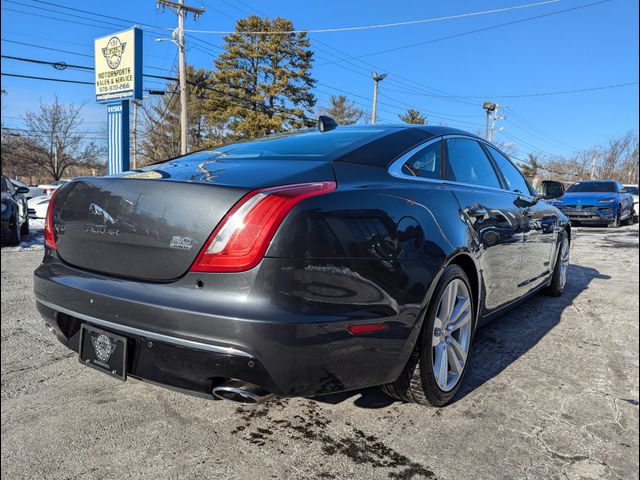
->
(387, 134), (535, 198)
(37, 298), (253, 358)
(388, 136), (444, 181)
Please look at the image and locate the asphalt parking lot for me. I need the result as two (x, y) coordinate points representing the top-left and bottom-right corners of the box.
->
(1, 224), (638, 480)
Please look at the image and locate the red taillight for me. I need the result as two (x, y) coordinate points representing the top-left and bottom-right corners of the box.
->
(44, 189), (59, 249)
(191, 182), (336, 273)
(348, 323), (388, 335)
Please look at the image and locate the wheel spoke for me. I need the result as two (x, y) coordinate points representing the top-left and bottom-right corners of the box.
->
(448, 337), (468, 365)
(447, 310), (471, 332)
(440, 281), (458, 322)
(447, 343), (463, 374)
(434, 343), (448, 387)
(447, 299), (471, 331)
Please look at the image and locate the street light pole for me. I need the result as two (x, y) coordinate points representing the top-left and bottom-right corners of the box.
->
(371, 72), (387, 125)
(483, 102), (497, 140)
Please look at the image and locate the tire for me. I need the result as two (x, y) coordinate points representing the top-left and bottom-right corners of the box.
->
(382, 265), (475, 407)
(609, 207), (621, 228)
(543, 231), (570, 297)
(3, 215), (21, 246)
(20, 217), (29, 236)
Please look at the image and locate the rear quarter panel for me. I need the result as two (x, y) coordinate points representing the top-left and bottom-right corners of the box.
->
(266, 162), (475, 386)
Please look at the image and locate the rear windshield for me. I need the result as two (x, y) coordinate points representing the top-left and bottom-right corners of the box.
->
(567, 181), (617, 193)
(193, 128), (391, 161)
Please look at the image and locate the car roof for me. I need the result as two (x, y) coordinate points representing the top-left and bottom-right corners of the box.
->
(336, 123), (482, 138)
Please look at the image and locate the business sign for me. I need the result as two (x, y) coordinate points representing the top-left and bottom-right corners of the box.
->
(94, 28), (142, 102)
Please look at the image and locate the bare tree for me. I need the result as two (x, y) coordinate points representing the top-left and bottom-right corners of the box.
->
(23, 97), (103, 180)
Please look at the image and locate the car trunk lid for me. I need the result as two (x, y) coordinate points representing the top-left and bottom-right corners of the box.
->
(52, 157), (335, 281)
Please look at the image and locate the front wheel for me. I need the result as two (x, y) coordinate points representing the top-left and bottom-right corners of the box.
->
(609, 207), (621, 228)
(382, 265), (475, 406)
(2, 215), (21, 246)
(543, 232), (570, 297)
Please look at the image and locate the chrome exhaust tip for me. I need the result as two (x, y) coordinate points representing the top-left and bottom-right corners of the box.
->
(212, 379), (275, 405)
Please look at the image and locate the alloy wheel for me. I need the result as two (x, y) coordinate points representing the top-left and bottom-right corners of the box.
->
(432, 278), (473, 392)
(559, 236), (570, 290)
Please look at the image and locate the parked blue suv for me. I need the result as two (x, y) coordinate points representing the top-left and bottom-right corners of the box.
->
(549, 180), (635, 227)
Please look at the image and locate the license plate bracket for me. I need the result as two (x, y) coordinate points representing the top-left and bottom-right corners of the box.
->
(79, 324), (128, 380)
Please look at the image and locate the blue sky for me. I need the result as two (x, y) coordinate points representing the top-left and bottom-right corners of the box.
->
(1, 0), (638, 159)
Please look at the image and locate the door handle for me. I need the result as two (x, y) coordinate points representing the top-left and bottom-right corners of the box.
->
(467, 206), (488, 218)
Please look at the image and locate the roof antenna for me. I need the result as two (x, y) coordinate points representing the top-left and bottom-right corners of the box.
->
(317, 116), (338, 132)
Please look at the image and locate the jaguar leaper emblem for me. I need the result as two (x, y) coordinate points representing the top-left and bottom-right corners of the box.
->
(102, 36), (126, 69)
(91, 334), (116, 363)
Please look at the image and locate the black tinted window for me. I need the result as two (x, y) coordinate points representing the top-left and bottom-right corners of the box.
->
(567, 181), (617, 193)
(401, 141), (442, 179)
(486, 145), (531, 194)
(445, 138), (501, 189)
(195, 128), (390, 161)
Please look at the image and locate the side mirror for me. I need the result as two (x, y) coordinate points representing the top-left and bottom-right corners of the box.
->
(16, 186), (30, 194)
(538, 180), (565, 200)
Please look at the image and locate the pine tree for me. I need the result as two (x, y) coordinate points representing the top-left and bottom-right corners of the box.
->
(398, 108), (427, 125)
(318, 95), (364, 125)
(212, 16), (316, 139)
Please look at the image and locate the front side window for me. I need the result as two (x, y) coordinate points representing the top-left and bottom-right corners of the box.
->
(445, 138), (501, 189)
(401, 141), (442, 179)
(486, 145), (532, 194)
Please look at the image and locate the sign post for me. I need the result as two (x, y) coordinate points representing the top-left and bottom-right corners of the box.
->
(94, 27), (142, 175)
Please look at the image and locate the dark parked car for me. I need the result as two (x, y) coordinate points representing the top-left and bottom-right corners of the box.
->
(549, 180), (635, 227)
(34, 124), (570, 407)
(1, 175), (30, 245)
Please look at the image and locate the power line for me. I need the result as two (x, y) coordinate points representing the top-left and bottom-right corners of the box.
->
(315, 0), (613, 66)
(470, 82), (639, 99)
(185, 0), (561, 34)
(2, 72), (94, 85)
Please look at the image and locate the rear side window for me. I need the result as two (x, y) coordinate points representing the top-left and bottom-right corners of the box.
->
(485, 145), (532, 194)
(445, 138), (501, 189)
(401, 141), (442, 179)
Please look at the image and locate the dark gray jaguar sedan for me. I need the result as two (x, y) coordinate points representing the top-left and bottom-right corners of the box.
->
(34, 123), (570, 406)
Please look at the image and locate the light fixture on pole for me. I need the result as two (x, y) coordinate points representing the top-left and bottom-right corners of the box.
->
(483, 102), (497, 140)
(371, 72), (387, 125)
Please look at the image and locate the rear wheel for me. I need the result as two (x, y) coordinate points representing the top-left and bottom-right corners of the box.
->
(382, 265), (475, 406)
(543, 232), (570, 297)
(20, 217), (29, 236)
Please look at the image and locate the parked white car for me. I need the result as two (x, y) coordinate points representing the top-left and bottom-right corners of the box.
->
(27, 194), (52, 219)
(38, 180), (69, 196)
(9, 179), (45, 200)
(623, 184), (639, 219)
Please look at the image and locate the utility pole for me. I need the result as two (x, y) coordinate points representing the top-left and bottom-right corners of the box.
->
(371, 72), (387, 125)
(591, 152), (597, 180)
(489, 104), (504, 143)
(131, 100), (139, 170)
(157, 0), (204, 155)
(483, 102), (497, 140)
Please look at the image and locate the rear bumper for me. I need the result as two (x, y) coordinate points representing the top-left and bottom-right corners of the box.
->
(34, 252), (421, 398)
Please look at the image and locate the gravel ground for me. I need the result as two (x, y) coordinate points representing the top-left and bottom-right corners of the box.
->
(1, 225), (638, 480)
